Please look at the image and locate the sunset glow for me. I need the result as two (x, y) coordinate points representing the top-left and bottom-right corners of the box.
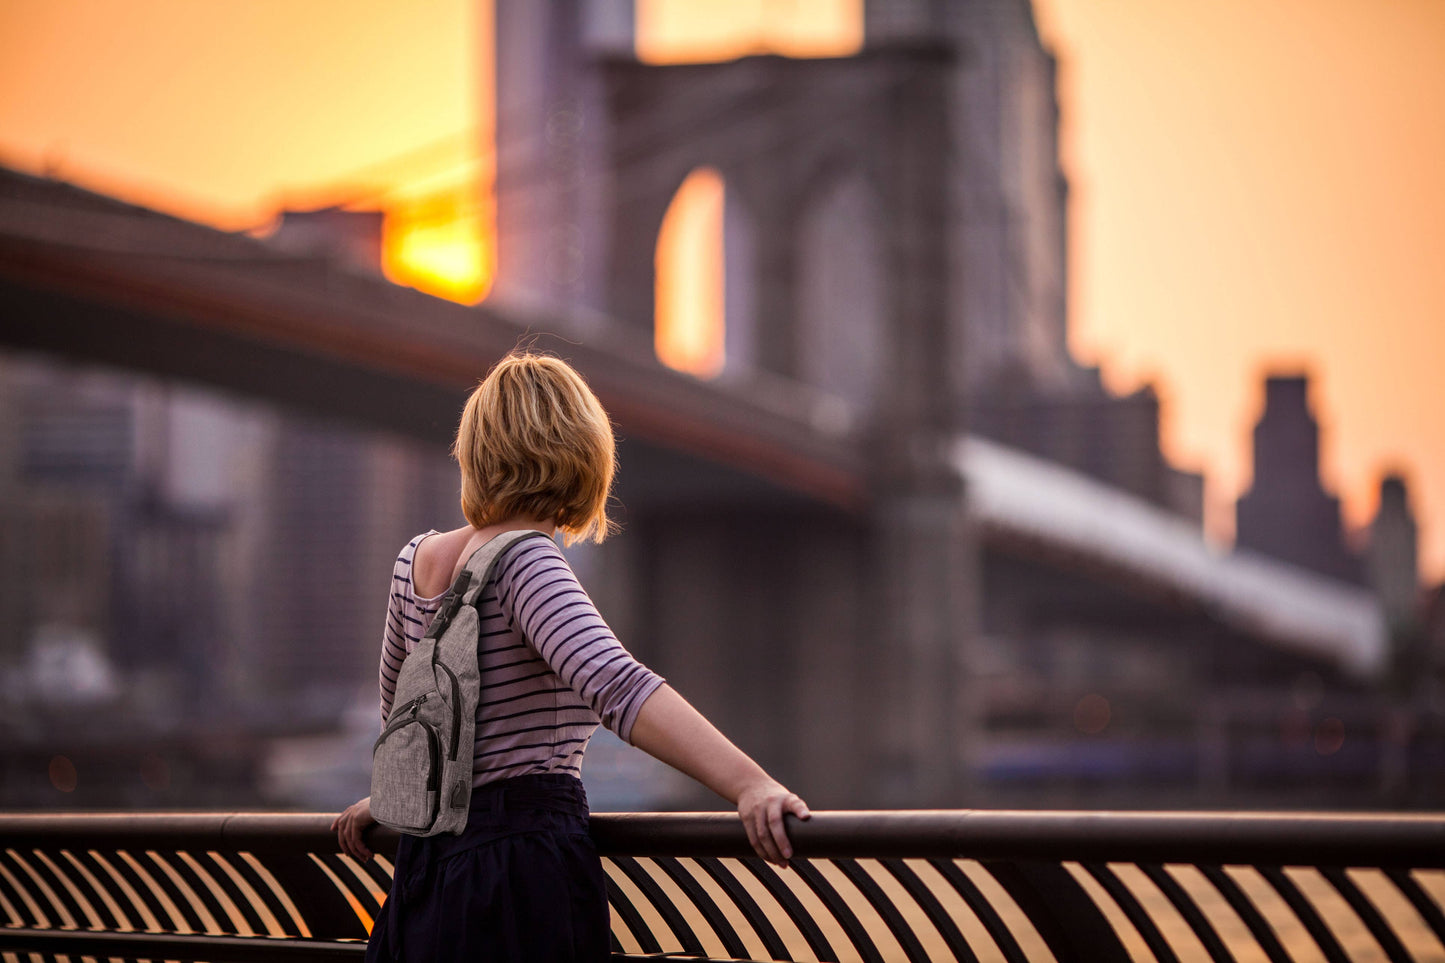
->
(383, 187), (492, 303)
(0, 0), (490, 301)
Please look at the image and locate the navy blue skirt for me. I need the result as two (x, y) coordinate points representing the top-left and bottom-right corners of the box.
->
(366, 773), (611, 963)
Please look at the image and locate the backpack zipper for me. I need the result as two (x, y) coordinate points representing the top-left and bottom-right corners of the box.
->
(435, 662), (462, 759)
(375, 693), (428, 745)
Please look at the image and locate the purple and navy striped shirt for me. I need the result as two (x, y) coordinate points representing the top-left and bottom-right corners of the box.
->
(379, 532), (665, 787)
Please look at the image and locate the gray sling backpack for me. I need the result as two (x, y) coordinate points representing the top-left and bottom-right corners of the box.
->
(370, 529), (551, 836)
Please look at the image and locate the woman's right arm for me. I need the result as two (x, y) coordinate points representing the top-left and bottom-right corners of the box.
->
(628, 684), (810, 866)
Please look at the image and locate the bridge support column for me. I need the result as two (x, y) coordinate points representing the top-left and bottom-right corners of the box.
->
(868, 459), (980, 807)
(865, 48), (978, 807)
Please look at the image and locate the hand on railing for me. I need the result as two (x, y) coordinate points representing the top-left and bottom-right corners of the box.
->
(737, 777), (812, 866)
(331, 794), (376, 862)
(628, 684), (813, 867)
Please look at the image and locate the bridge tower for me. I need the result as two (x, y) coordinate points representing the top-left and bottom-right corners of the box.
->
(493, 0), (1074, 402)
(491, 0), (1011, 806)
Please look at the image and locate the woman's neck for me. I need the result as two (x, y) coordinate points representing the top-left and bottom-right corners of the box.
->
(447, 517), (557, 585)
(472, 516), (556, 541)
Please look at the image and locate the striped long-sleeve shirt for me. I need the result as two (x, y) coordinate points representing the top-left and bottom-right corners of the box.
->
(379, 532), (665, 787)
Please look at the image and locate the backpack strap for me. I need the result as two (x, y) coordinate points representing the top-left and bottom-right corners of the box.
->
(422, 529), (554, 640)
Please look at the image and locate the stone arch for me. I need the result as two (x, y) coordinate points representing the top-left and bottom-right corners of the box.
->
(796, 166), (886, 411)
(653, 166), (757, 377)
(601, 51), (921, 388)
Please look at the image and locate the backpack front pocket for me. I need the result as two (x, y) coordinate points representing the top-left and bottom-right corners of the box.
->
(372, 712), (442, 833)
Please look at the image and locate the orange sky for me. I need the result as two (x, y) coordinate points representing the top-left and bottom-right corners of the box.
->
(0, 0), (490, 298)
(1026, 0), (1445, 579)
(2, 0), (1443, 580)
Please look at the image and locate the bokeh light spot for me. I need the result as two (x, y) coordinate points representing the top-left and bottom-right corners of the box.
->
(1279, 709), (1312, 750)
(1315, 717), (1346, 756)
(1073, 693), (1111, 735)
(140, 752), (171, 792)
(49, 755), (78, 793)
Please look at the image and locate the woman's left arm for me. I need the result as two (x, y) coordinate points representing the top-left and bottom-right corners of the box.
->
(628, 684), (810, 866)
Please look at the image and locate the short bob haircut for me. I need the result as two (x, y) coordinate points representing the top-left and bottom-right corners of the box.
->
(452, 351), (615, 545)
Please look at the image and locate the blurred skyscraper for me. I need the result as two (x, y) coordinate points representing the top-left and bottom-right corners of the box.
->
(1236, 376), (1365, 585)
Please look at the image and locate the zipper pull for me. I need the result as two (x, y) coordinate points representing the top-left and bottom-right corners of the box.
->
(410, 694), (427, 716)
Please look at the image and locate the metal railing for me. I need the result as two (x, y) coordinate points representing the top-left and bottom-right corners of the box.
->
(2, 809), (1444, 961)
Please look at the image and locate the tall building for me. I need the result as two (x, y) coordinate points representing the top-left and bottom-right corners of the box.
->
(1369, 473), (1423, 679)
(1235, 375), (1364, 585)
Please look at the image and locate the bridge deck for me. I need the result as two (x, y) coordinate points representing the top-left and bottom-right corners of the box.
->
(0, 165), (865, 511)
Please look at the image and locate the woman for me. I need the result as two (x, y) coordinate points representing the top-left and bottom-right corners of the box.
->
(332, 351), (810, 962)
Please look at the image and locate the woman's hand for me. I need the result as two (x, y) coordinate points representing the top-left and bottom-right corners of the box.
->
(737, 779), (811, 867)
(331, 796), (375, 862)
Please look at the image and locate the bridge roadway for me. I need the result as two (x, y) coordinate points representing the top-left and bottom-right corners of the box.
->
(0, 166), (864, 513)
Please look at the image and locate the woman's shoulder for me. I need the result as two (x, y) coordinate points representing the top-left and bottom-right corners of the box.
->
(492, 534), (576, 606)
(496, 530), (567, 569)
(408, 527), (473, 601)
(459, 525), (566, 584)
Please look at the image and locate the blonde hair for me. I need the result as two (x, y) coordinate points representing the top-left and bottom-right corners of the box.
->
(452, 351), (616, 545)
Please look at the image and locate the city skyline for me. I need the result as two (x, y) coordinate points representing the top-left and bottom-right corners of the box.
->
(1, 0), (1442, 577)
